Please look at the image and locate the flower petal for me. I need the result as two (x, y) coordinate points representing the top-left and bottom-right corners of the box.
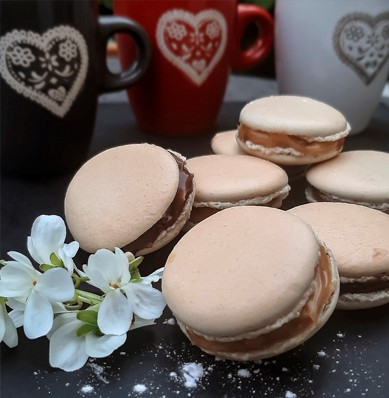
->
(9, 310), (24, 328)
(49, 320), (88, 371)
(82, 265), (110, 293)
(0, 263), (36, 298)
(7, 251), (34, 268)
(141, 267), (164, 284)
(0, 307), (5, 341)
(2, 310), (18, 348)
(130, 316), (155, 331)
(29, 215), (66, 265)
(24, 291), (53, 339)
(85, 333), (126, 358)
(124, 284), (165, 320)
(27, 236), (42, 265)
(35, 268), (74, 302)
(62, 241), (79, 258)
(98, 290), (132, 335)
(5, 298), (25, 311)
(58, 247), (74, 274)
(47, 313), (77, 340)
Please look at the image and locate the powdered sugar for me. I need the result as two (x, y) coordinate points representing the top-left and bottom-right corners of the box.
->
(181, 363), (204, 388)
(133, 384), (147, 394)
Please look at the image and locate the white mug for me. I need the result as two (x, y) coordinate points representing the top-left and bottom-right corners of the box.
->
(276, 0), (389, 135)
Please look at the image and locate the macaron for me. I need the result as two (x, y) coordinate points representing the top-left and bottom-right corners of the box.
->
(211, 130), (245, 155)
(65, 144), (195, 255)
(289, 203), (389, 310)
(186, 155), (290, 226)
(237, 96), (350, 165)
(163, 206), (339, 361)
(306, 150), (389, 214)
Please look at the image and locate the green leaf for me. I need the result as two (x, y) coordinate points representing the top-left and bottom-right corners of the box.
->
(76, 323), (98, 337)
(0, 297), (7, 304)
(40, 264), (54, 272)
(0, 259), (7, 266)
(77, 310), (98, 325)
(50, 252), (63, 266)
(129, 256), (143, 270)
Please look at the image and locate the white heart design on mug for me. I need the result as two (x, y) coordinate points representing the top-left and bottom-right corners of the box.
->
(156, 9), (227, 86)
(333, 12), (389, 85)
(0, 25), (88, 117)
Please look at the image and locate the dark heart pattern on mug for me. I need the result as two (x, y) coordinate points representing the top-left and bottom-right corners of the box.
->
(0, 26), (88, 117)
(156, 9), (227, 86)
(333, 12), (389, 85)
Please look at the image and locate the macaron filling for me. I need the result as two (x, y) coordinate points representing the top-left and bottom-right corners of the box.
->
(306, 185), (389, 214)
(123, 154), (194, 253)
(180, 245), (335, 355)
(189, 194), (287, 225)
(340, 274), (389, 294)
(237, 124), (345, 158)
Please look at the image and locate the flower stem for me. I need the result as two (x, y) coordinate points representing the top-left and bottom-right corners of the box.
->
(75, 289), (103, 304)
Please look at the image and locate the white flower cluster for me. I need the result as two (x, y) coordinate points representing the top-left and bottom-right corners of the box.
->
(0, 215), (166, 372)
(167, 22), (187, 41)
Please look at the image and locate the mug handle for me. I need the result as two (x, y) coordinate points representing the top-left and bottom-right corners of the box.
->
(98, 16), (151, 92)
(231, 4), (274, 71)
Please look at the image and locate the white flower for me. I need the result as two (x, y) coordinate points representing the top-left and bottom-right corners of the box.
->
(27, 215), (79, 273)
(48, 313), (127, 372)
(7, 46), (35, 67)
(0, 251), (74, 339)
(82, 248), (166, 336)
(0, 302), (18, 348)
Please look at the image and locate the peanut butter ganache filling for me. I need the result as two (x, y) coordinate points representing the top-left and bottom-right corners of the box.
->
(124, 154), (194, 253)
(181, 245), (335, 355)
(238, 124), (345, 157)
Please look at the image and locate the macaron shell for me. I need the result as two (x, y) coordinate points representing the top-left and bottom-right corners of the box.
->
(306, 151), (389, 203)
(163, 206), (319, 338)
(65, 144), (179, 253)
(211, 130), (246, 155)
(289, 203), (389, 278)
(239, 96), (348, 138)
(187, 155), (288, 203)
(337, 289), (389, 310)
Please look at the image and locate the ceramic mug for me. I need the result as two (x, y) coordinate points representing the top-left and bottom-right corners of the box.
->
(0, 0), (151, 176)
(114, 0), (273, 135)
(276, 0), (389, 135)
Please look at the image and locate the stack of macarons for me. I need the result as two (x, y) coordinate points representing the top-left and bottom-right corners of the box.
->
(63, 94), (388, 364)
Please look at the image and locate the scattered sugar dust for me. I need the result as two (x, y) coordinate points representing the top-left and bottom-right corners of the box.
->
(132, 384), (147, 394)
(181, 363), (204, 388)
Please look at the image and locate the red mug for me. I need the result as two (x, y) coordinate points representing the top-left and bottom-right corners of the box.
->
(114, 0), (273, 135)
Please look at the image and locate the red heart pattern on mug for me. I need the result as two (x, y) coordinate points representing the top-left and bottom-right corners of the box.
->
(156, 9), (227, 86)
(333, 12), (389, 85)
(0, 26), (88, 117)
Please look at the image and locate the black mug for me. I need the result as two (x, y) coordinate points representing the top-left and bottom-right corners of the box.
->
(0, 0), (151, 176)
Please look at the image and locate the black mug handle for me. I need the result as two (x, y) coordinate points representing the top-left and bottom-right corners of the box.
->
(98, 16), (151, 93)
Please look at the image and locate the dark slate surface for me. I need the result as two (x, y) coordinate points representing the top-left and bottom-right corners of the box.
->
(1, 101), (389, 398)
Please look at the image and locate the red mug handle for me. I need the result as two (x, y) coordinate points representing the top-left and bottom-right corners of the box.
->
(231, 4), (274, 71)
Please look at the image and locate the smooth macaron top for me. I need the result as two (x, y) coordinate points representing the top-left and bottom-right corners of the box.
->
(239, 96), (349, 137)
(306, 151), (389, 203)
(289, 203), (389, 278)
(187, 155), (288, 203)
(65, 144), (179, 253)
(211, 130), (245, 155)
(163, 206), (319, 337)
